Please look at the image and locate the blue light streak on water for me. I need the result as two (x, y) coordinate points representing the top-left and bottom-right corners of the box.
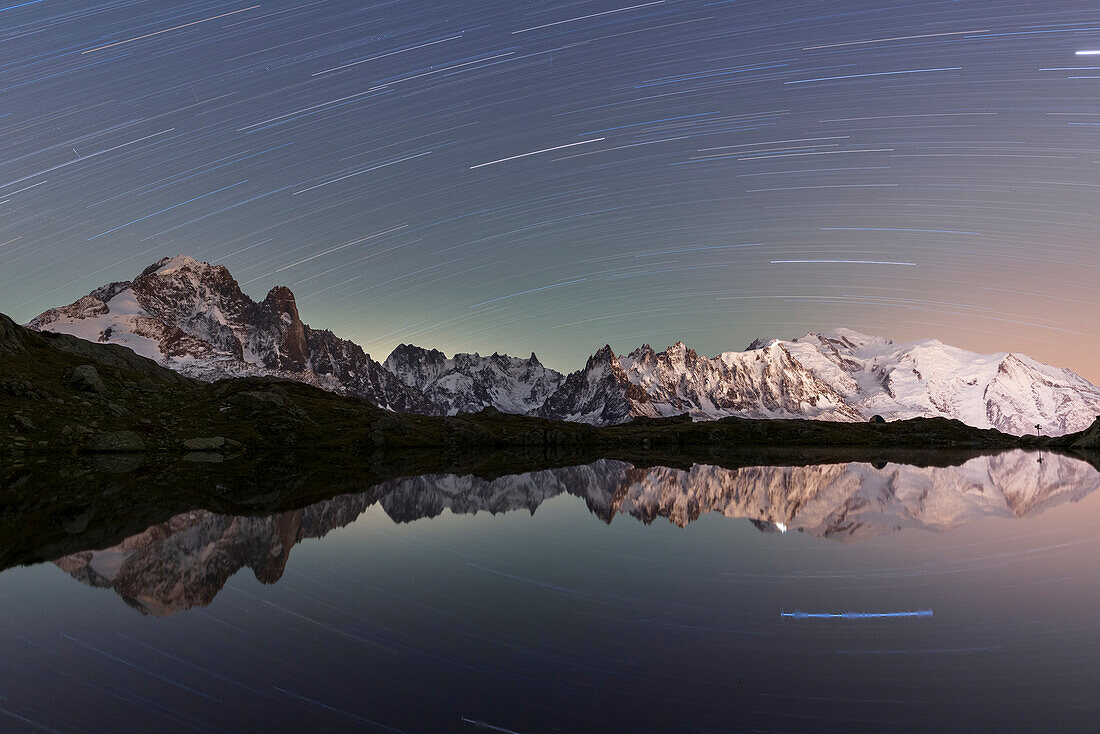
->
(781, 610), (933, 619)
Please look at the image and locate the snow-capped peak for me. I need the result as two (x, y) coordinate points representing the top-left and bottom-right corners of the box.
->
(538, 330), (1100, 434)
(23, 255), (1100, 436)
(148, 254), (205, 276)
(28, 255), (431, 413)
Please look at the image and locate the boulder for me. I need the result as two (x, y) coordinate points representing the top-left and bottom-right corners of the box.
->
(69, 364), (106, 394)
(86, 430), (145, 453)
(230, 390), (285, 408)
(182, 436), (244, 452)
(11, 413), (36, 433)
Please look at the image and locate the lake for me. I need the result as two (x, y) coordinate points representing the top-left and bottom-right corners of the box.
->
(1, 448), (1098, 732)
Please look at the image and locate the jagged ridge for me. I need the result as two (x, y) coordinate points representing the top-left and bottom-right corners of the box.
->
(27, 256), (1100, 435)
(383, 344), (563, 415)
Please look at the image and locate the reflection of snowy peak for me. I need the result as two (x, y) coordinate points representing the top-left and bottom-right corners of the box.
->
(375, 460), (634, 523)
(616, 450), (1100, 541)
(55, 494), (376, 616)
(54, 451), (1100, 614)
(383, 344), (562, 415)
(372, 452), (1100, 543)
(29, 255), (430, 412)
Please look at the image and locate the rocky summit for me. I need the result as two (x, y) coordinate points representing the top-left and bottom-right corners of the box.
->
(29, 255), (430, 413)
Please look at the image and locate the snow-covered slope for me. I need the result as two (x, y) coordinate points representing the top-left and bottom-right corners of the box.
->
(540, 330), (1100, 435)
(384, 344), (562, 415)
(781, 329), (1100, 436)
(29, 255), (432, 412)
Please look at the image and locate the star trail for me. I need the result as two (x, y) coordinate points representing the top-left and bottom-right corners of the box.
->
(1, 0), (1099, 377)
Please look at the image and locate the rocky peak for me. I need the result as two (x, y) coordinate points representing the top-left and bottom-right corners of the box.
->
(259, 286), (308, 370)
(139, 255), (236, 289)
(88, 280), (132, 304)
(664, 341), (698, 365)
(388, 343), (444, 362)
(383, 344), (447, 388)
(587, 344), (617, 368)
(139, 254), (202, 278)
(746, 337), (774, 350)
(380, 343), (562, 416)
(27, 255), (435, 414)
(263, 285), (299, 318)
(538, 343), (639, 424)
(132, 255), (249, 318)
(993, 353), (1045, 384)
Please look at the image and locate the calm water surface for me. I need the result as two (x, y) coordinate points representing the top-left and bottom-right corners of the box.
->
(2, 449), (1099, 732)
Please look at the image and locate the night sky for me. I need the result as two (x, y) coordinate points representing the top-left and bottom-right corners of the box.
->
(1, 0), (1099, 378)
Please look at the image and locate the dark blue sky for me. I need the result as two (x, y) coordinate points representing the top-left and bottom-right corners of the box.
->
(1, 1), (1098, 376)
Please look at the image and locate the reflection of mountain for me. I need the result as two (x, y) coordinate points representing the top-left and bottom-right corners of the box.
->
(56, 495), (377, 616)
(378, 451), (1100, 537)
(55, 451), (1100, 615)
(616, 451), (1100, 539)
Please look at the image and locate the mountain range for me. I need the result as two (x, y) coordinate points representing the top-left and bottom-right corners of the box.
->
(55, 451), (1100, 615)
(27, 254), (1100, 436)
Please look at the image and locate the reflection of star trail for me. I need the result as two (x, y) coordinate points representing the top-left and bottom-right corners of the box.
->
(0, 0), (1098, 380)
